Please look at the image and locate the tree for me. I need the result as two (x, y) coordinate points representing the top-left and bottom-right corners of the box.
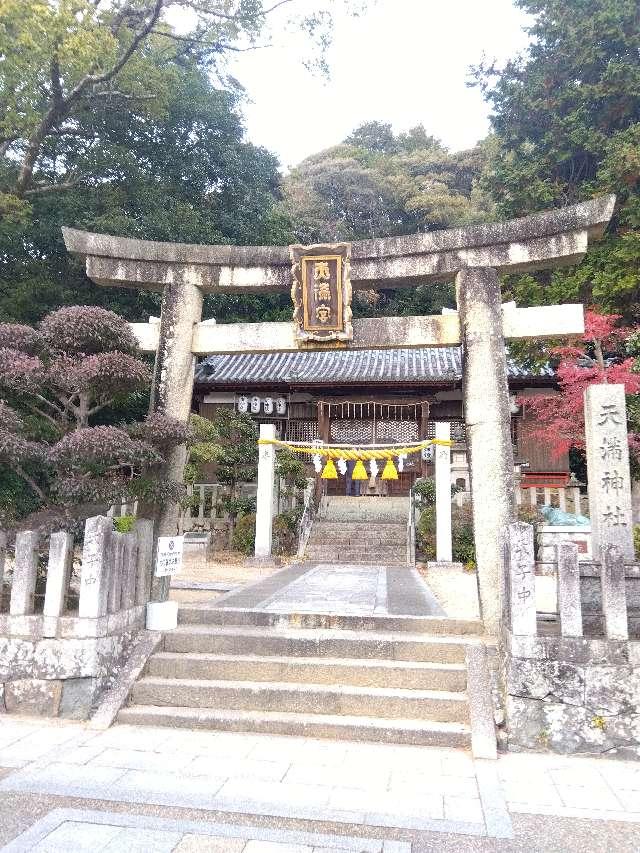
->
(471, 0), (640, 316)
(280, 122), (494, 318)
(518, 310), (640, 470)
(0, 1), (365, 325)
(187, 410), (258, 545)
(0, 0), (361, 200)
(0, 306), (188, 521)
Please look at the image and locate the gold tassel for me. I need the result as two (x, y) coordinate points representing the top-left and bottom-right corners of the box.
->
(381, 459), (398, 480)
(352, 459), (368, 480)
(321, 459), (338, 479)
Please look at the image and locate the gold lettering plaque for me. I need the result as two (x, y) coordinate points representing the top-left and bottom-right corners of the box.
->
(290, 243), (352, 344)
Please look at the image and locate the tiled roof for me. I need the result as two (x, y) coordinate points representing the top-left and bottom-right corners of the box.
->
(195, 347), (553, 386)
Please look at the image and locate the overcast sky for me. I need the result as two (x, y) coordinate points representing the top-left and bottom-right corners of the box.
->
(225, 0), (533, 170)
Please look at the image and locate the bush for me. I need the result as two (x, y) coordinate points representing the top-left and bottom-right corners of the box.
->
(451, 506), (476, 568)
(231, 512), (256, 554)
(413, 477), (436, 508)
(417, 506), (436, 559)
(113, 515), (135, 533)
(634, 524), (640, 560)
(272, 508), (303, 556)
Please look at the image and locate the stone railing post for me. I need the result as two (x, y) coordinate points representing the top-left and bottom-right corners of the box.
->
(505, 522), (536, 636)
(557, 541), (582, 637)
(457, 267), (516, 633)
(121, 533), (138, 610)
(43, 531), (74, 635)
(601, 543), (628, 640)
(134, 519), (154, 606)
(0, 529), (6, 599)
(79, 516), (112, 619)
(10, 530), (39, 616)
(107, 532), (124, 614)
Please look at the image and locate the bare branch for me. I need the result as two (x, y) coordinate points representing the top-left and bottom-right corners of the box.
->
(11, 462), (47, 502)
(185, 0), (294, 20)
(23, 179), (84, 197)
(90, 90), (157, 101)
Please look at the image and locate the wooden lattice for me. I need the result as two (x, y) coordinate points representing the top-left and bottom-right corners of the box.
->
(375, 420), (419, 443)
(285, 420), (319, 443)
(331, 419), (374, 443)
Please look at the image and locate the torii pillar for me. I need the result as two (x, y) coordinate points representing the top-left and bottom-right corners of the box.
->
(149, 278), (203, 600)
(457, 268), (515, 633)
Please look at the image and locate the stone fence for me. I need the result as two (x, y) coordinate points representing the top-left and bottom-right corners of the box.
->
(502, 521), (640, 758)
(0, 515), (153, 718)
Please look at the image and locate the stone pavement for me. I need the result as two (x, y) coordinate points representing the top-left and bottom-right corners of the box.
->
(1, 717), (640, 851)
(213, 563), (444, 617)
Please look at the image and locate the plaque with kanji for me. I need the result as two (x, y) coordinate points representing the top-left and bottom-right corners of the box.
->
(290, 243), (352, 344)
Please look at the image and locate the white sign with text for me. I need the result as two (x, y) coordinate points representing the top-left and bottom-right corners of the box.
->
(155, 535), (184, 577)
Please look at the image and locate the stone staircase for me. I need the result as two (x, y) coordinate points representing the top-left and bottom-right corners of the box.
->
(305, 496), (409, 565)
(118, 605), (484, 749)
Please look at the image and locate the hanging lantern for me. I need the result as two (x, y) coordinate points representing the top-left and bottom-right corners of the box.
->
(313, 454), (322, 473)
(352, 459), (368, 480)
(369, 459), (379, 479)
(275, 397), (287, 415)
(321, 459), (338, 479)
(382, 459), (399, 480)
(263, 397), (274, 414)
(337, 458), (347, 476)
(250, 396), (261, 414)
(237, 395), (249, 413)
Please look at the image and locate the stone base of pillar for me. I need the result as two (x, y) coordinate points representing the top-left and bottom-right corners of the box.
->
(146, 600), (178, 631)
(244, 556), (282, 570)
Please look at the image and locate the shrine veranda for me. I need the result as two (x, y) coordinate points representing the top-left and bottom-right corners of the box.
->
(63, 194), (617, 634)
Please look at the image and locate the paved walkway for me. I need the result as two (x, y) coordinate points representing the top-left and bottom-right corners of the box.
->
(1, 717), (640, 851)
(213, 563), (444, 617)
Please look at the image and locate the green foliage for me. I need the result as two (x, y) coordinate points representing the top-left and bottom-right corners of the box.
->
(451, 510), (476, 568)
(634, 524), (640, 560)
(417, 507), (436, 560)
(471, 0), (640, 317)
(113, 515), (135, 534)
(413, 477), (436, 508)
(275, 449), (307, 490)
(187, 410), (258, 491)
(0, 466), (41, 525)
(272, 508), (303, 556)
(231, 512), (256, 555)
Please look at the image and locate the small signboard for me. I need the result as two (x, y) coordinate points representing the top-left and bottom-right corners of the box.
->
(155, 535), (184, 577)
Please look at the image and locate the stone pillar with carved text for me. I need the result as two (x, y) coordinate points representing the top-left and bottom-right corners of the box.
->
(255, 424), (276, 559)
(584, 383), (635, 562)
(456, 267), (516, 634)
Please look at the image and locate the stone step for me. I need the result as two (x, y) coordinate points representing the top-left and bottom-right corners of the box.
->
(147, 652), (468, 691)
(176, 607), (483, 636)
(165, 625), (472, 663)
(117, 705), (471, 748)
(314, 522), (407, 531)
(306, 536), (407, 546)
(130, 677), (469, 723)
(305, 551), (407, 560)
(320, 520), (407, 525)
(305, 541), (406, 552)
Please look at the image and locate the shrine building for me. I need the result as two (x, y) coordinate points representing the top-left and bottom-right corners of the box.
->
(192, 343), (569, 497)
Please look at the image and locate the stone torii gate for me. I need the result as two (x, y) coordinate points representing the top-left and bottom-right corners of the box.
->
(63, 194), (615, 633)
